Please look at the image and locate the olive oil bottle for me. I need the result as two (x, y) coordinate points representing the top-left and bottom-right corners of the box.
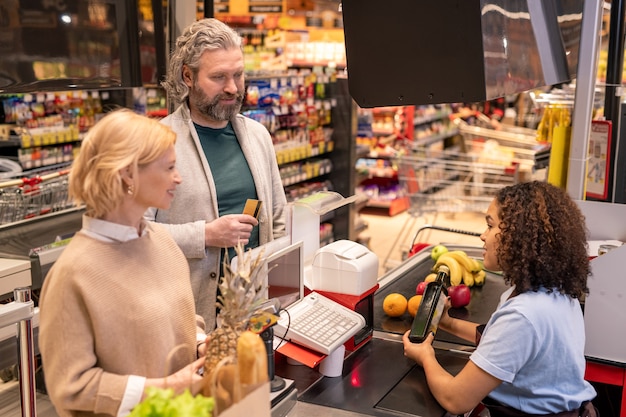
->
(409, 264), (449, 343)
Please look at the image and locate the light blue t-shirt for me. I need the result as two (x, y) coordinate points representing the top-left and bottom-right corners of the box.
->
(470, 286), (596, 414)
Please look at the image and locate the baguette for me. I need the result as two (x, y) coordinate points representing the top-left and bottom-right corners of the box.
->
(236, 331), (268, 385)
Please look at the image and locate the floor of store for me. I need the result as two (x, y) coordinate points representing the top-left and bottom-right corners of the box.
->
(0, 380), (56, 417)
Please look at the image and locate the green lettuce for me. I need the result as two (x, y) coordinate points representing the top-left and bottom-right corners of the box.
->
(129, 387), (214, 417)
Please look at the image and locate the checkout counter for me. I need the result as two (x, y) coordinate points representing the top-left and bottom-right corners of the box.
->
(274, 244), (508, 417)
(272, 199), (626, 417)
(272, 192), (626, 417)
(1, 196), (623, 416)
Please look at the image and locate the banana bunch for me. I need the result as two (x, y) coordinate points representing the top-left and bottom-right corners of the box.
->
(433, 250), (485, 287)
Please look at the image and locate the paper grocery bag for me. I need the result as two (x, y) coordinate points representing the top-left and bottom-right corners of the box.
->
(210, 356), (271, 417)
(212, 363), (241, 413)
(219, 382), (271, 417)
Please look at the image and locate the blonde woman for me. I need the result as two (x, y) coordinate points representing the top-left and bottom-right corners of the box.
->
(39, 109), (206, 417)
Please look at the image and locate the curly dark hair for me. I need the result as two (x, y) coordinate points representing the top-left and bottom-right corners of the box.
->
(494, 181), (589, 299)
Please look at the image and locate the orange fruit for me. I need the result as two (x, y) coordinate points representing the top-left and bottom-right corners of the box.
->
(424, 273), (437, 283)
(407, 295), (423, 317)
(383, 293), (408, 317)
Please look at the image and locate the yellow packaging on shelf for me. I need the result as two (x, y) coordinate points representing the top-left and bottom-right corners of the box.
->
(547, 125), (571, 189)
(0, 125), (10, 140)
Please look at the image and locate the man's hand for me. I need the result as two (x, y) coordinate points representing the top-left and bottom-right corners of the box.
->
(204, 214), (258, 248)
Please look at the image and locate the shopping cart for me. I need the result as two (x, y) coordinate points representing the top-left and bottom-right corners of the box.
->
(455, 119), (551, 172)
(400, 149), (520, 215)
(0, 169), (74, 225)
(406, 224), (481, 258)
(380, 148), (519, 271)
(381, 121), (545, 271)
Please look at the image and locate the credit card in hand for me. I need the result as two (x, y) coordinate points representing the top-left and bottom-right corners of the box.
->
(243, 199), (262, 219)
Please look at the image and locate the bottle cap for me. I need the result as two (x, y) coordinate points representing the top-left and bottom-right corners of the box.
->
(438, 264), (450, 274)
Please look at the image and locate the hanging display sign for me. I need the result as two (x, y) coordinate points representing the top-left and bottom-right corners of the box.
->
(214, 0), (230, 14)
(586, 120), (612, 200)
(248, 0), (283, 14)
(214, 0), (284, 16)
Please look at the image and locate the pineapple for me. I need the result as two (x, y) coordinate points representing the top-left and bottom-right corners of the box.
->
(203, 243), (267, 390)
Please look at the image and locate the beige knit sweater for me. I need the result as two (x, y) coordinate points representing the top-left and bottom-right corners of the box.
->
(39, 223), (200, 417)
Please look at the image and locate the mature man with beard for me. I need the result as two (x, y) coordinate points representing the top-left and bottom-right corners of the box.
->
(145, 18), (287, 330)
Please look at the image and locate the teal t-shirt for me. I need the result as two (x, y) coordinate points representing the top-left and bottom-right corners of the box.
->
(194, 122), (259, 262)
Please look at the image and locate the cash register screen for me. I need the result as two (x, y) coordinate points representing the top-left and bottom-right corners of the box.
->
(265, 241), (304, 309)
(230, 237), (304, 309)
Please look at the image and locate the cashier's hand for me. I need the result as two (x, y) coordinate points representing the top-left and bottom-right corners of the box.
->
(402, 331), (436, 367)
(437, 299), (454, 332)
(205, 214), (258, 248)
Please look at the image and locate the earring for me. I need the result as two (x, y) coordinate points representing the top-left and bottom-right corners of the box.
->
(127, 183), (135, 195)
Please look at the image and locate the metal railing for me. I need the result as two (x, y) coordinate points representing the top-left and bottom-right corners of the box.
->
(0, 288), (36, 417)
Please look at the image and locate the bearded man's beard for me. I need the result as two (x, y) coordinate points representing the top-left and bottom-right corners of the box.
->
(190, 87), (244, 121)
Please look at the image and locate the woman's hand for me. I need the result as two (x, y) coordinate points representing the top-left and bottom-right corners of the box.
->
(437, 298), (454, 332)
(167, 357), (206, 395)
(197, 334), (210, 358)
(145, 357), (206, 398)
(197, 341), (207, 358)
(436, 298), (481, 344)
(402, 331), (436, 367)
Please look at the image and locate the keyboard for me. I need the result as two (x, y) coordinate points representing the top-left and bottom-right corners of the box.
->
(273, 292), (366, 355)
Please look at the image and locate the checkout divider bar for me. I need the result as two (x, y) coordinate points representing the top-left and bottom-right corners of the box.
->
(0, 287), (36, 417)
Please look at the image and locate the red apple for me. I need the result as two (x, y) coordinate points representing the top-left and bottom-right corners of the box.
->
(448, 284), (471, 308)
(416, 281), (427, 295)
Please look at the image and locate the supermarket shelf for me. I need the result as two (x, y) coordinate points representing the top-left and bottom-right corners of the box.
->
(413, 128), (459, 148)
(413, 111), (452, 126)
(362, 196), (409, 216)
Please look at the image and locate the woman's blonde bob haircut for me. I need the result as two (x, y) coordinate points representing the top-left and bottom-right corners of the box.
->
(69, 108), (176, 218)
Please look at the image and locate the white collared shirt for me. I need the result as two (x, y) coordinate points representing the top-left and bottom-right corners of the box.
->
(81, 215), (147, 242)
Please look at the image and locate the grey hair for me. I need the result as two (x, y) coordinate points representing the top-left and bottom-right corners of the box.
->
(162, 18), (243, 105)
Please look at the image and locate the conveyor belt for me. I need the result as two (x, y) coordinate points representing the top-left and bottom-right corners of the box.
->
(373, 245), (509, 346)
(298, 246), (511, 416)
(299, 336), (469, 417)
